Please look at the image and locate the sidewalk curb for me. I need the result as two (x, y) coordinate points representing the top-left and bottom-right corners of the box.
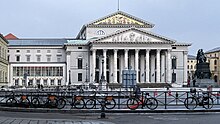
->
(1, 107), (220, 114)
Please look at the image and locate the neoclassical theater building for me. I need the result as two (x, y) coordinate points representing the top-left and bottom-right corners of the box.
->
(7, 11), (191, 87)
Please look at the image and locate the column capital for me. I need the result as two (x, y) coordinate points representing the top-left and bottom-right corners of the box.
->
(146, 49), (150, 52)
(124, 49), (129, 52)
(103, 49), (107, 52)
(183, 51), (188, 55)
(135, 49), (140, 52)
(157, 49), (161, 52)
(114, 49), (118, 53)
(167, 49), (172, 53)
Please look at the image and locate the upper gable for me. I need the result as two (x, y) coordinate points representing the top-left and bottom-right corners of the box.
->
(92, 28), (175, 44)
(87, 11), (154, 28)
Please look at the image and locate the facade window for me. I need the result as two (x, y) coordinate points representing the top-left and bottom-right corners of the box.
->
(214, 60), (217, 65)
(28, 79), (33, 86)
(37, 55), (41, 62)
(78, 73), (82, 81)
(58, 80), (61, 86)
(50, 79), (54, 86)
(26, 55), (30, 62)
(191, 65), (193, 69)
(97, 30), (105, 35)
(57, 49), (61, 53)
(43, 79), (48, 86)
(214, 66), (217, 71)
(16, 56), (20, 62)
(47, 55), (51, 62)
(16, 50), (20, 53)
(187, 65), (189, 69)
(8, 55), (10, 61)
(172, 47), (176, 49)
(78, 58), (83, 69)
(15, 79), (19, 86)
(78, 47), (82, 49)
(57, 55), (62, 62)
(22, 80), (25, 86)
(172, 57), (177, 69)
(36, 80), (40, 85)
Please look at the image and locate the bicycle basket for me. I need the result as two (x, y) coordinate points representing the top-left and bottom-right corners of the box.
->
(49, 95), (56, 100)
(106, 96), (113, 100)
(75, 96), (82, 100)
(21, 95), (27, 100)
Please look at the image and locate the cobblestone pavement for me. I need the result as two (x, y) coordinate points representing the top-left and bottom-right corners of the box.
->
(0, 117), (114, 124)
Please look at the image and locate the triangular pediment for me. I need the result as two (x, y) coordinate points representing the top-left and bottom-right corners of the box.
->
(87, 11), (154, 28)
(92, 28), (176, 44)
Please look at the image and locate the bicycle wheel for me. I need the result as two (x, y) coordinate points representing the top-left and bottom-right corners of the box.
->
(184, 97), (197, 110)
(31, 98), (40, 108)
(57, 98), (66, 109)
(73, 99), (85, 109)
(145, 98), (158, 110)
(127, 98), (139, 110)
(105, 98), (116, 109)
(20, 98), (31, 108)
(6, 98), (17, 107)
(85, 99), (96, 109)
(202, 97), (213, 109)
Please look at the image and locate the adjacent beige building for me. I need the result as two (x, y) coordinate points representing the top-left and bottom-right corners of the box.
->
(205, 47), (220, 84)
(0, 34), (9, 86)
(187, 55), (197, 80)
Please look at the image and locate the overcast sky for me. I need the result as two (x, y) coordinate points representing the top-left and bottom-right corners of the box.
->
(1, 0), (219, 55)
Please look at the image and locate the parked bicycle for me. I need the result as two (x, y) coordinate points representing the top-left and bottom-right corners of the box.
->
(85, 91), (116, 109)
(184, 88), (213, 110)
(127, 92), (158, 110)
(31, 93), (58, 108)
(6, 93), (31, 108)
(56, 93), (86, 109)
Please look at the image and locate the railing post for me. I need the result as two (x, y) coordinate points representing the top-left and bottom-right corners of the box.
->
(118, 91), (121, 109)
(165, 91), (167, 109)
(100, 96), (106, 118)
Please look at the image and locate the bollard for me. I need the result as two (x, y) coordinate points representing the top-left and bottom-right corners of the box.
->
(100, 99), (106, 119)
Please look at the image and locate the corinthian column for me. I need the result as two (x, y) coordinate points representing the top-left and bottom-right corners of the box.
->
(92, 49), (96, 82)
(167, 49), (172, 83)
(124, 49), (129, 70)
(103, 49), (107, 80)
(156, 49), (161, 83)
(135, 49), (139, 83)
(113, 49), (118, 83)
(145, 49), (150, 83)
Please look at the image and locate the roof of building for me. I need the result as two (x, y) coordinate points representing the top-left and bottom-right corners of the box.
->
(205, 47), (220, 53)
(4, 33), (18, 40)
(8, 39), (67, 46)
(188, 55), (196, 59)
(172, 42), (192, 46)
(65, 39), (89, 46)
(0, 33), (9, 44)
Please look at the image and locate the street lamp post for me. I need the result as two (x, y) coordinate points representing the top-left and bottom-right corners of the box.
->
(99, 56), (106, 90)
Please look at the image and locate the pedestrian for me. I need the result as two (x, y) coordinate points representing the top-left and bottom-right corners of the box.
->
(134, 86), (141, 98)
(187, 79), (190, 87)
(193, 79), (196, 87)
